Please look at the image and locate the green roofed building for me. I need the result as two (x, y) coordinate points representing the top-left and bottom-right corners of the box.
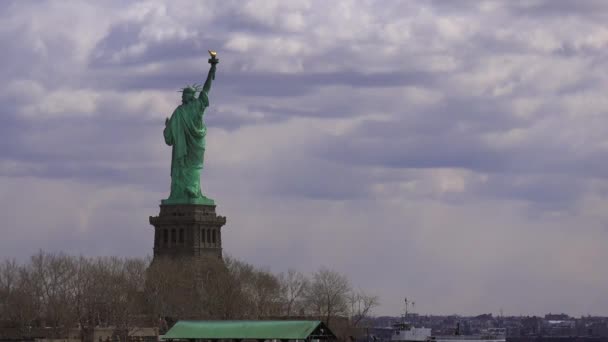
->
(162, 320), (336, 341)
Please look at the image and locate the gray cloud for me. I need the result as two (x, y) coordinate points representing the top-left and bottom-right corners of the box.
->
(505, 0), (608, 18)
(90, 22), (226, 68)
(2, 0), (608, 316)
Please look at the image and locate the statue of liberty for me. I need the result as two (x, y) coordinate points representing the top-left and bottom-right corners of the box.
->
(162, 51), (219, 205)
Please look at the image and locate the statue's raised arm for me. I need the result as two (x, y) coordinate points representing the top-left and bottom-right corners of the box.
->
(203, 50), (219, 95)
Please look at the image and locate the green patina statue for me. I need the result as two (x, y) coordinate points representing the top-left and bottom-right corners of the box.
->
(162, 51), (219, 205)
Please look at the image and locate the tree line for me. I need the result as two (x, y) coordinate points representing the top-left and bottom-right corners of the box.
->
(0, 251), (378, 341)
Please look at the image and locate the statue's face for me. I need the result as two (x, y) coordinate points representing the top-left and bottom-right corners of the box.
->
(182, 90), (195, 104)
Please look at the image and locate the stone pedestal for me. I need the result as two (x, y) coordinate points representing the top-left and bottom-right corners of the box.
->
(149, 204), (227, 261)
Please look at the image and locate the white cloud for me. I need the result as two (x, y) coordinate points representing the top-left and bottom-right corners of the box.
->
(21, 89), (100, 118)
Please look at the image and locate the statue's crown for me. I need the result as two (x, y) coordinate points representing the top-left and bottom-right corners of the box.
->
(179, 84), (203, 94)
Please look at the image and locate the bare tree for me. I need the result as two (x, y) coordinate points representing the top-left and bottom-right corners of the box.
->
(69, 256), (149, 342)
(83, 256), (123, 340)
(246, 268), (282, 318)
(278, 269), (309, 316)
(347, 290), (379, 327)
(201, 255), (255, 319)
(305, 267), (351, 326)
(0, 259), (37, 333)
(107, 257), (148, 342)
(71, 256), (96, 342)
(22, 251), (77, 338)
(0, 259), (19, 319)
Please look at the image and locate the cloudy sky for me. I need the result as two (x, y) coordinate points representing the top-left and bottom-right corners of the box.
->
(2, 0), (608, 316)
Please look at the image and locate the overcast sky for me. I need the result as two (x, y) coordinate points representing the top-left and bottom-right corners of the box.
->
(2, 0), (608, 317)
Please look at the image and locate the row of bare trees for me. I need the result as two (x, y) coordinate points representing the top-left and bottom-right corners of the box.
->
(0, 252), (147, 340)
(0, 251), (378, 340)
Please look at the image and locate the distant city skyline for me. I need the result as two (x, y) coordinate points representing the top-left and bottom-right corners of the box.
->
(1, 0), (608, 316)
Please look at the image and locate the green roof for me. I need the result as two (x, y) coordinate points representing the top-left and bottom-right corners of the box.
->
(162, 320), (333, 340)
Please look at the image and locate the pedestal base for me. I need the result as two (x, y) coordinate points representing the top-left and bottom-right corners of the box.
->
(149, 204), (226, 261)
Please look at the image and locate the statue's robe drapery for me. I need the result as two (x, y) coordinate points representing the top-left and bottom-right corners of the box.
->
(162, 92), (213, 205)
